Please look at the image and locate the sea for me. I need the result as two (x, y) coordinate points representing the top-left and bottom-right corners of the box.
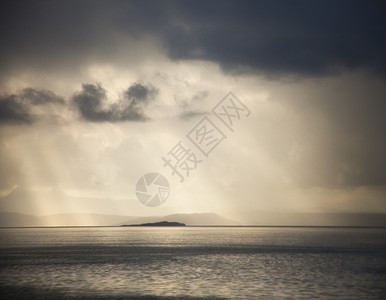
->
(0, 227), (385, 299)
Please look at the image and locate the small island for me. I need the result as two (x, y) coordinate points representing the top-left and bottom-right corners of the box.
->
(121, 221), (186, 227)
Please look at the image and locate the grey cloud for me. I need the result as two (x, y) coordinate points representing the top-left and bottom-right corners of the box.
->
(176, 89), (210, 120)
(0, 1), (385, 78)
(179, 111), (208, 121)
(19, 88), (64, 105)
(72, 84), (109, 122)
(0, 88), (64, 124)
(73, 82), (157, 122)
(0, 95), (31, 124)
(192, 90), (209, 102)
(125, 83), (158, 104)
(0, 82), (158, 124)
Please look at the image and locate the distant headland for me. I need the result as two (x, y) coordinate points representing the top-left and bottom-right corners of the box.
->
(121, 221), (186, 227)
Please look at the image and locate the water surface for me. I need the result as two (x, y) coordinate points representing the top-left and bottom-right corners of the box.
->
(0, 227), (385, 299)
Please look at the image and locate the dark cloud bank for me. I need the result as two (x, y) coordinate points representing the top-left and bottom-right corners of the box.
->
(160, 0), (386, 77)
(0, 0), (385, 77)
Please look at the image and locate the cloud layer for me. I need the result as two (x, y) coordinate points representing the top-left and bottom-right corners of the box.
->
(1, 0), (385, 78)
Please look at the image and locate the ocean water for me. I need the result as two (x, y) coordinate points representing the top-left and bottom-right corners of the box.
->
(0, 227), (385, 299)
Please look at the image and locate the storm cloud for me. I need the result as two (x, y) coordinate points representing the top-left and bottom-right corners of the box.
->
(0, 83), (158, 124)
(1, 0), (385, 78)
(162, 1), (386, 76)
(73, 82), (158, 122)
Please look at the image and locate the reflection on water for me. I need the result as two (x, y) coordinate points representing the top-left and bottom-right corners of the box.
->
(0, 227), (385, 299)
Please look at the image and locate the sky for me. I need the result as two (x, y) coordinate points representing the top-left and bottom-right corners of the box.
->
(0, 0), (385, 221)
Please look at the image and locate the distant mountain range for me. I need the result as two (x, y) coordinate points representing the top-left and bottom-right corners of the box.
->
(1, 211), (385, 227)
(0, 212), (238, 227)
(1, 188), (385, 227)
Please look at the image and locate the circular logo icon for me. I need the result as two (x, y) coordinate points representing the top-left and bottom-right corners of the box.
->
(135, 173), (170, 207)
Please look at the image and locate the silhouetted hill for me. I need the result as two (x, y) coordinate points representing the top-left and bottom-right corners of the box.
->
(122, 221), (186, 227)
